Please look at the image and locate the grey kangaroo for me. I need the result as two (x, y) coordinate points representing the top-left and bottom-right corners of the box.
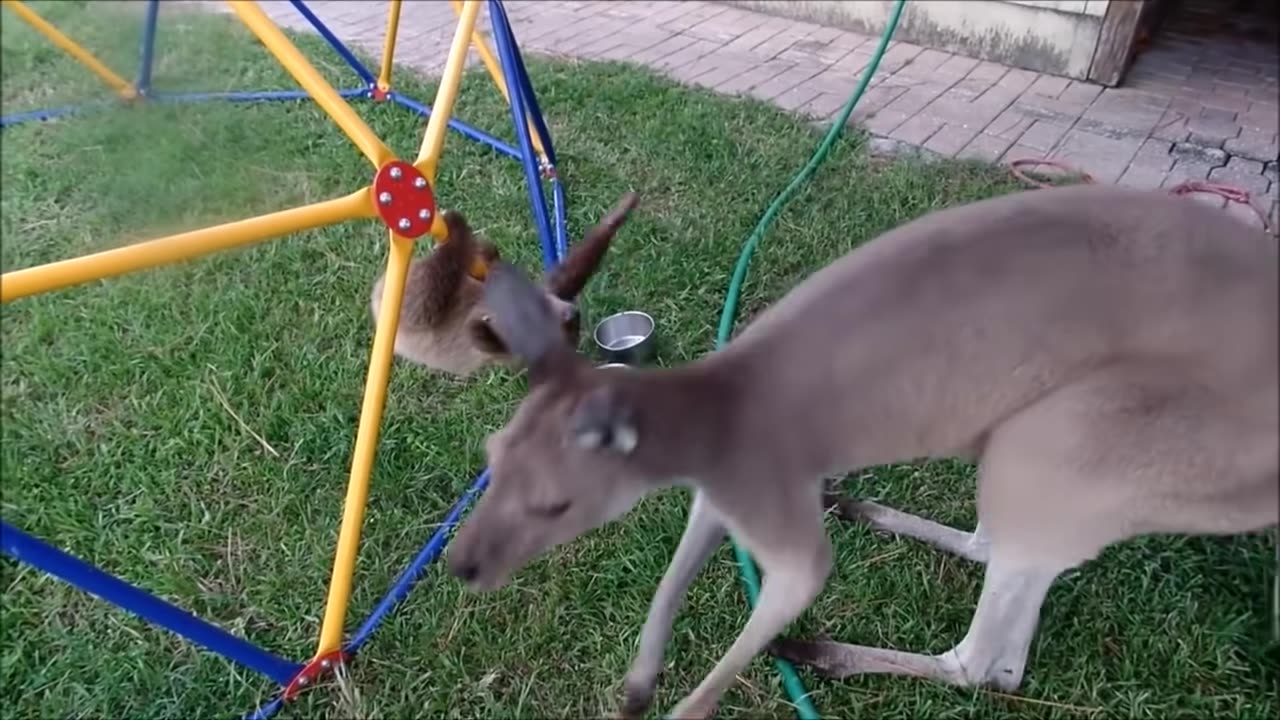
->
(446, 183), (1278, 719)
(368, 192), (638, 376)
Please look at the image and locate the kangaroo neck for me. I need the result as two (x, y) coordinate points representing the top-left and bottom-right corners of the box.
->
(620, 355), (745, 481)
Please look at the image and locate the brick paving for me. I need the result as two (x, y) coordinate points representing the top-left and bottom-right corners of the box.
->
(197, 0), (1278, 230)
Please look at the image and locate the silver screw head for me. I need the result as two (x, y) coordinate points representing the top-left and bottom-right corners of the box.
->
(418, 208), (431, 220)
(378, 191), (392, 205)
(398, 218), (412, 231)
(320, 659), (332, 669)
(413, 176), (427, 189)
(298, 676), (311, 686)
(389, 166), (403, 179)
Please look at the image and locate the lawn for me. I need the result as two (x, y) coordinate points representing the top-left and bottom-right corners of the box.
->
(1, 2), (1274, 719)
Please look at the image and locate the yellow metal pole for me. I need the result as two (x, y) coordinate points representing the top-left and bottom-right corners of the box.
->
(315, 228), (414, 655)
(412, 0), (481, 182)
(2, 0), (137, 99)
(449, 1), (504, 102)
(376, 0), (402, 94)
(228, 0), (393, 168)
(0, 189), (373, 303)
(407, 1), (483, 267)
(447, 0), (546, 158)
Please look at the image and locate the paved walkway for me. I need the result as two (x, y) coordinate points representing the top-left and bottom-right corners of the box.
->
(207, 0), (1278, 229)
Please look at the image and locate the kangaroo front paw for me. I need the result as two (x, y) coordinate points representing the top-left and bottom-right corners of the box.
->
(619, 668), (658, 719)
(622, 686), (655, 712)
(619, 685), (653, 719)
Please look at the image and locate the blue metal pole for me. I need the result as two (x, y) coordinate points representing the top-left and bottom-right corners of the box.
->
(136, 0), (161, 96)
(1, 89), (371, 129)
(287, 0), (377, 87)
(0, 521), (302, 686)
(344, 469), (492, 654)
(492, 0), (568, 258)
(387, 92), (523, 160)
(149, 88), (369, 103)
(489, 0), (558, 266)
(241, 695), (286, 720)
(0, 103), (95, 127)
(551, 176), (569, 262)
(498, 3), (558, 168)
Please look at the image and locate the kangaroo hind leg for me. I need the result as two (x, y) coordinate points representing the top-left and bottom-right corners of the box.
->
(782, 364), (1236, 692)
(823, 479), (988, 563)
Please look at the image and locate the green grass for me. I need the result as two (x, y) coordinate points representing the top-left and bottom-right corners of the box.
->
(1, 2), (1274, 719)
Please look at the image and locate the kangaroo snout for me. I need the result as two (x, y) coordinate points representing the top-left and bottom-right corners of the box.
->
(448, 556), (479, 583)
(446, 543), (483, 585)
(447, 526), (510, 591)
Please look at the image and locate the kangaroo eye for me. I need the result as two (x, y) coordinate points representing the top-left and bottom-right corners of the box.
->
(532, 500), (571, 518)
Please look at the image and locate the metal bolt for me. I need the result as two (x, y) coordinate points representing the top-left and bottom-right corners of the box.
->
(378, 191), (393, 205)
(298, 676), (311, 687)
(398, 218), (412, 231)
(418, 208), (431, 221)
(413, 176), (427, 189)
(389, 166), (403, 180)
(320, 659), (332, 669)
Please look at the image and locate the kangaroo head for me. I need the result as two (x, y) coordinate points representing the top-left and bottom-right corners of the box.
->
(467, 191), (640, 357)
(448, 257), (657, 591)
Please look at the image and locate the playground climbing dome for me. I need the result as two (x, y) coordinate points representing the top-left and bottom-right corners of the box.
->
(0, 1), (569, 717)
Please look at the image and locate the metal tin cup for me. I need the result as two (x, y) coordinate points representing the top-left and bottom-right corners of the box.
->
(593, 311), (656, 365)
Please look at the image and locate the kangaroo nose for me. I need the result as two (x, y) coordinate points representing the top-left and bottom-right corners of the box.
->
(451, 560), (479, 583)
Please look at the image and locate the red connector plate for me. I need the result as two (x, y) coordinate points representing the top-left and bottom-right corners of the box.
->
(371, 160), (437, 239)
(282, 648), (350, 701)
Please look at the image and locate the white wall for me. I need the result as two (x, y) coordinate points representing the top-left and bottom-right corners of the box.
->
(725, 0), (1112, 78)
(1006, 1), (1108, 17)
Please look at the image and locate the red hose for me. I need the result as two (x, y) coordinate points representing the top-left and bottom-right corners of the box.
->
(1008, 157), (1272, 232)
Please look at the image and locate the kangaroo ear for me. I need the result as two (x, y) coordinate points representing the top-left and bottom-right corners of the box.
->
(481, 260), (563, 367)
(568, 384), (638, 454)
(545, 191), (639, 300)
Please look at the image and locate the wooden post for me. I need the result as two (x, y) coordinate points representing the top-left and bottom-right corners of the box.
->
(1088, 0), (1147, 87)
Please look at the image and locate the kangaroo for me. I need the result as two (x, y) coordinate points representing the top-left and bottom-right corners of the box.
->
(445, 184), (1278, 719)
(369, 191), (639, 376)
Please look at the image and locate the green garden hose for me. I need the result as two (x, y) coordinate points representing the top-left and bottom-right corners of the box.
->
(715, 2), (907, 718)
